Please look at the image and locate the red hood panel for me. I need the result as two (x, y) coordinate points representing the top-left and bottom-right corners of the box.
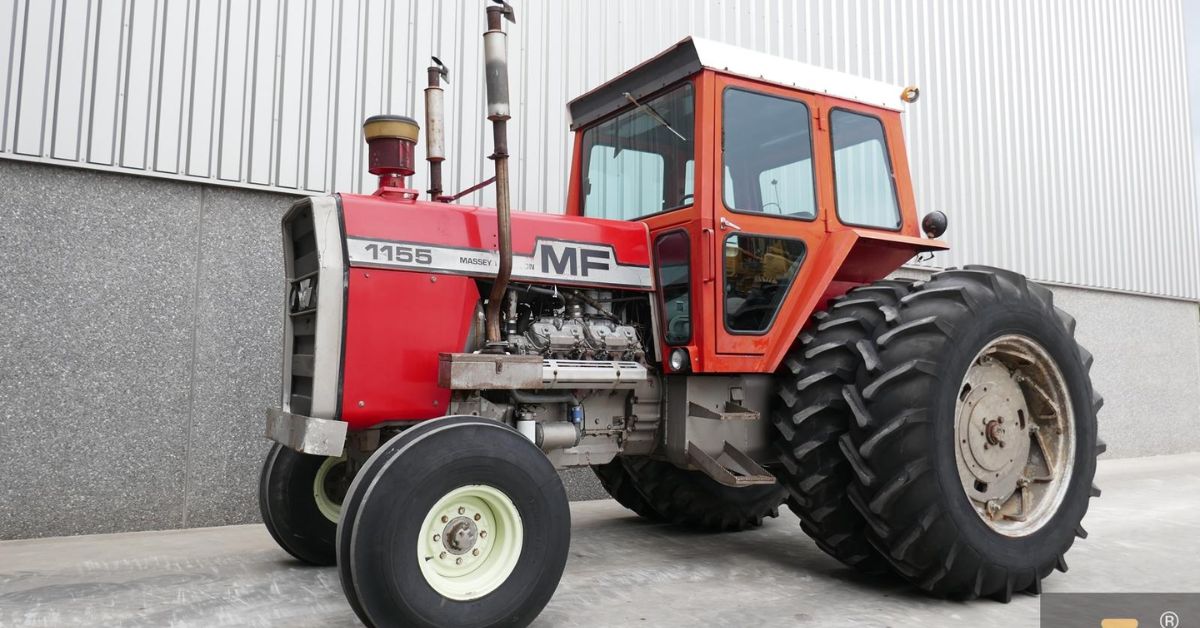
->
(339, 193), (654, 291)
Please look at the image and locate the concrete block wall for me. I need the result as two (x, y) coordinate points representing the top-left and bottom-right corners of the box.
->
(1, 159), (1197, 540)
(0, 160), (604, 541)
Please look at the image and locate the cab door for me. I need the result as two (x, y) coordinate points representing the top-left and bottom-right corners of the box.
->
(711, 76), (831, 356)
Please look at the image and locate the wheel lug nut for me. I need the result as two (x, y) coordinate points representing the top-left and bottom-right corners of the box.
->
(439, 552), (446, 559)
(433, 534), (440, 542)
(474, 513), (481, 521)
(480, 531), (487, 538)
(456, 558), (463, 565)
(441, 515), (448, 523)
(458, 507), (466, 515)
(472, 549), (480, 556)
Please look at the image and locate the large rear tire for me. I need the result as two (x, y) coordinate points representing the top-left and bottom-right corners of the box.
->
(259, 443), (350, 566)
(598, 456), (786, 532)
(338, 417), (570, 627)
(591, 459), (664, 521)
(843, 266), (1104, 600)
(772, 279), (914, 574)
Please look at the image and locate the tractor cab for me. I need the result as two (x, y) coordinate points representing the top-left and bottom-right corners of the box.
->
(564, 37), (945, 375)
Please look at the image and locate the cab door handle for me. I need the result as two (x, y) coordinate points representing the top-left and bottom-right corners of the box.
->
(702, 227), (714, 283)
(719, 216), (741, 231)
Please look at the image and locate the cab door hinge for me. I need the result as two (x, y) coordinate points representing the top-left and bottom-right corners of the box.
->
(814, 108), (825, 131)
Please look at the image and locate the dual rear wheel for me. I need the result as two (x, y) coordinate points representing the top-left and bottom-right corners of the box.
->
(774, 268), (1103, 600)
(592, 455), (786, 531)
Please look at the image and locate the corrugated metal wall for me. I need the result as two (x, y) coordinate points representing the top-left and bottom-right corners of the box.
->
(2, 0), (1196, 299)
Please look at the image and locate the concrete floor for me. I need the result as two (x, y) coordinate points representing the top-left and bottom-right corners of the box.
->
(2, 454), (1198, 628)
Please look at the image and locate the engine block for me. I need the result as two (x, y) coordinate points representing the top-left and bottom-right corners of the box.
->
(511, 315), (645, 362)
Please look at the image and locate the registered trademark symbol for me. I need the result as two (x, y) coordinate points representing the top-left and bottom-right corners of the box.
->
(1161, 610), (1180, 628)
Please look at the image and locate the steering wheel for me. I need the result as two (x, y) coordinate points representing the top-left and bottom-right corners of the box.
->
(730, 305), (774, 329)
(678, 193), (694, 206)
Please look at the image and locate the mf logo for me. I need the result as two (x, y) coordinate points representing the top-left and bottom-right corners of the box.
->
(538, 241), (612, 277)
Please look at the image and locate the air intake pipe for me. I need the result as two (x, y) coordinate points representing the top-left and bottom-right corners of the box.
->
(482, 0), (515, 349)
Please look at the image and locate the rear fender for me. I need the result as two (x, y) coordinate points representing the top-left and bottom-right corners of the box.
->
(762, 230), (947, 372)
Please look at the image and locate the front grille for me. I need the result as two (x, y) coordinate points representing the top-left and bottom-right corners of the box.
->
(280, 197), (344, 418)
(285, 203), (318, 416)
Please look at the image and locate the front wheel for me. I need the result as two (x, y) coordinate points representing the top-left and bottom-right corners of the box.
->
(259, 443), (350, 566)
(843, 266), (1104, 600)
(337, 417), (570, 627)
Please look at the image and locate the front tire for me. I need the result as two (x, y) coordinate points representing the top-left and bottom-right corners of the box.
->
(843, 266), (1104, 600)
(259, 444), (350, 566)
(338, 417), (570, 627)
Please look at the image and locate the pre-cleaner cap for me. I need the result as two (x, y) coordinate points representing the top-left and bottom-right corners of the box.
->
(363, 114), (420, 142)
(363, 114), (420, 183)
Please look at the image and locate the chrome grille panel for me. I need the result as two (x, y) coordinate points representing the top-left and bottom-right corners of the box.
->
(280, 197), (346, 419)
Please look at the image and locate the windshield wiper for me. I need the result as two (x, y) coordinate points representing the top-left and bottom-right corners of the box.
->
(622, 92), (687, 142)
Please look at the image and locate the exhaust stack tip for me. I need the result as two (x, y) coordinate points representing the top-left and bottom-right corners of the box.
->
(363, 114), (420, 189)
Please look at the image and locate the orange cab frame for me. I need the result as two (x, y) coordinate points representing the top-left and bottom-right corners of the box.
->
(566, 61), (945, 375)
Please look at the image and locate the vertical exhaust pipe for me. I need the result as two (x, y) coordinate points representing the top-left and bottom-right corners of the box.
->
(483, 0), (515, 348)
(424, 57), (448, 201)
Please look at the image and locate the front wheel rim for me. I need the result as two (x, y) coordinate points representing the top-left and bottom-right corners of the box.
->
(417, 484), (524, 601)
(313, 455), (348, 523)
(954, 334), (1076, 537)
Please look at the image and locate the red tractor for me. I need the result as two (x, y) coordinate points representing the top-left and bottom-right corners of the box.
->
(258, 4), (1103, 626)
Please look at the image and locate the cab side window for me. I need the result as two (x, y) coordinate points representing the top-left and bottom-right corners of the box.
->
(655, 231), (692, 345)
(830, 109), (901, 229)
(722, 89), (817, 220)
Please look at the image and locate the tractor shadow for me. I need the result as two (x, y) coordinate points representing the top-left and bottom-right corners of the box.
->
(570, 503), (1006, 612)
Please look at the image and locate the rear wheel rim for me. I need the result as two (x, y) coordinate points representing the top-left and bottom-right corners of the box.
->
(954, 334), (1075, 537)
(417, 484), (524, 601)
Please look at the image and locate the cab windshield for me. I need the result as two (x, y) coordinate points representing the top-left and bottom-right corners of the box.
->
(581, 83), (695, 220)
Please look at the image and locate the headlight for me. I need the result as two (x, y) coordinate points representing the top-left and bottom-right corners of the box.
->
(668, 348), (690, 372)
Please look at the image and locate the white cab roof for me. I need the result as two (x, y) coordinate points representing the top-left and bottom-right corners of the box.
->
(567, 36), (909, 129)
(687, 37), (907, 111)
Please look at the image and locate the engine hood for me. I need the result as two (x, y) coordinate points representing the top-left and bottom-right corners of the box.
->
(338, 193), (654, 291)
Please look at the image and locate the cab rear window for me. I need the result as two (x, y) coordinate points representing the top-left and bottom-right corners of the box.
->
(829, 109), (902, 230)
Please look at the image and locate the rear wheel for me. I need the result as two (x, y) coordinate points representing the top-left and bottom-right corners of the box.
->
(843, 266), (1104, 600)
(772, 279), (914, 574)
(338, 417), (570, 627)
(599, 456), (785, 532)
(259, 444), (350, 566)
(591, 459), (664, 521)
